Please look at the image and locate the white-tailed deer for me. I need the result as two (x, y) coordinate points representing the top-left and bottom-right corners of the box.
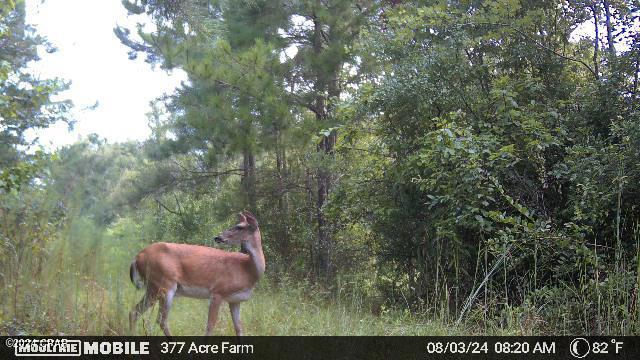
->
(128, 210), (265, 336)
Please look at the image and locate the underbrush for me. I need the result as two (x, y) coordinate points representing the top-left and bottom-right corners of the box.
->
(2, 216), (638, 336)
(0, 220), (465, 336)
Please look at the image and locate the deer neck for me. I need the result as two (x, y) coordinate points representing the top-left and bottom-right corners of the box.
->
(244, 230), (265, 278)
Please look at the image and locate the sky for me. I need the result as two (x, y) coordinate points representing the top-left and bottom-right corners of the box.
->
(21, 1), (634, 151)
(25, 0), (187, 149)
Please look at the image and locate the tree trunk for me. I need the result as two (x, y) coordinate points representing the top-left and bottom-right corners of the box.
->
(276, 143), (290, 262)
(312, 6), (334, 281)
(633, 55), (639, 97)
(316, 135), (335, 280)
(305, 167), (317, 276)
(603, 0), (615, 56)
(241, 149), (256, 211)
(590, 4), (600, 79)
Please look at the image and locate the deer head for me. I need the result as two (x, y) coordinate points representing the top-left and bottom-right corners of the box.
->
(214, 211), (259, 246)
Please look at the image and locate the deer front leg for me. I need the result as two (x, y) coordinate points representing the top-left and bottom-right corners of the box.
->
(229, 303), (243, 336)
(206, 295), (222, 335)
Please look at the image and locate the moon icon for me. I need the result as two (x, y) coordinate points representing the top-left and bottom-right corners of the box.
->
(569, 338), (590, 359)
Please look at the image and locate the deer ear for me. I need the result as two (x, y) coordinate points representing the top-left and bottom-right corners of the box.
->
(238, 212), (247, 222)
(244, 212), (258, 229)
(243, 210), (256, 219)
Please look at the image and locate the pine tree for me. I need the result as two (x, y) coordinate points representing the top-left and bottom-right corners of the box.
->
(0, 0), (70, 189)
(116, 0), (375, 280)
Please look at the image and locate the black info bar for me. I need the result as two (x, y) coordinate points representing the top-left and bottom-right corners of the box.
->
(2, 336), (639, 359)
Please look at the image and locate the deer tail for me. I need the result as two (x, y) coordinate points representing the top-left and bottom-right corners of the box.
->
(129, 260), (144, 290)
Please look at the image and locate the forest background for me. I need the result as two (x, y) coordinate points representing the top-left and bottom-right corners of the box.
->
(1, 0), (640, 335)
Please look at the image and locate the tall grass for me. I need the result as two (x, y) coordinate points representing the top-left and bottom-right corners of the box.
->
(0, 215), (467, 336)
(2, 213), (639, 336)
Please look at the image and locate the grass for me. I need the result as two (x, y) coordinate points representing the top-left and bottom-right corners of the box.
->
(0, 220), (473, 336)
(128, 282), (470, 336)
(1, 266), (467, 336)
(5, 215), (625, 336)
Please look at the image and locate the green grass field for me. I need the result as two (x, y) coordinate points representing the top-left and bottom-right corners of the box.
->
(0, 222), (534, 336)
(128, 286), (460, 336)
(2, 274), (466, 336)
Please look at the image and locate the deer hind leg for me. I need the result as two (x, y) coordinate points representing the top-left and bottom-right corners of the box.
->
(229, 303), (243, 336)
(205, 295), (222, 336)
(130, 289), (158, 335)
(157, 285), (176, 337)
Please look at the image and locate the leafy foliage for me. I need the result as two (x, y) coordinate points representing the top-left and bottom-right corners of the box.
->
(3, 0), (640, 335)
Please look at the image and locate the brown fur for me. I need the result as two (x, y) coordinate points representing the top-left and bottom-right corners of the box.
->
(135, 242), (261, 297)
(129, 211), (264, 336)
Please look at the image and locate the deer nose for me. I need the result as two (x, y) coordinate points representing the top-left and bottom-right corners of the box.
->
(214, 236), (224, 243)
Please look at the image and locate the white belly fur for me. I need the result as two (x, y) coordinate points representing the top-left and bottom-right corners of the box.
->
(176, 285), (210, 299)
(225, 288), (253, 303)
(176, 284), (253, 303)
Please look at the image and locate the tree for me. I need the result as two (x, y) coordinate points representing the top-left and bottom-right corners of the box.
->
(116, 0), (377, 280)
(327, 0), (640, 330)
(0, 0), (71, 190)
